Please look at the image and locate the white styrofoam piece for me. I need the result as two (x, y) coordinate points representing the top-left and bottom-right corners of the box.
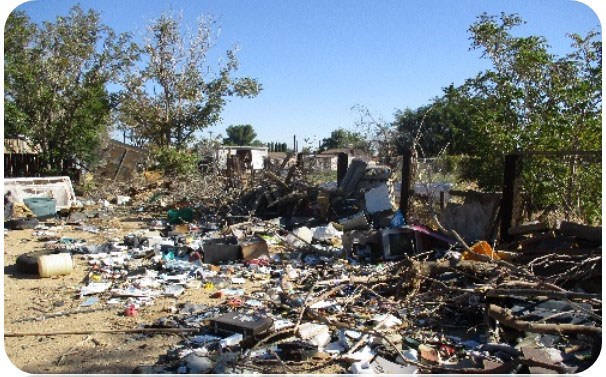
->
(4, 176), (77, 209)
(364, 184), (392, 213)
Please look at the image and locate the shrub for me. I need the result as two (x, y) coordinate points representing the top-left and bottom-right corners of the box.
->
(150, 147), (198, 175)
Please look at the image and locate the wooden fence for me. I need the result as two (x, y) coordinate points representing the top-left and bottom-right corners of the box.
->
(4, 153), (79, 179)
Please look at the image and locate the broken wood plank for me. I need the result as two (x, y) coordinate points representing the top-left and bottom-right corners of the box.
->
(264, 170), (290, 190)
(339, 159), (367, 195)
(559, 221), (601, 243)
(485, 288), (601, 300)
(508, 222), (552, 236)
(487, 304), (601, 336)
(497, 230), (557, 250)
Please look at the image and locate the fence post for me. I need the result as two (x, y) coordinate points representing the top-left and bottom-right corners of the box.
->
(399, 149), (414, 219)
(337, 152), (349, 186)
(500, 153), (524, 242)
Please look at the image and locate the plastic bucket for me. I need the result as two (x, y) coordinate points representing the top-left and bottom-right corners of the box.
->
(23, 197), (57, 218)
(38, 253), (73, 278)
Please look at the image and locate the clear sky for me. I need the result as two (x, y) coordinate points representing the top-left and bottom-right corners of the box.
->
(6, 0), (603, 148)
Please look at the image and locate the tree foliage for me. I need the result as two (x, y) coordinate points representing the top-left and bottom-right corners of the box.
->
(223, 124), (260, 146)
(4, 7), (138, 171)
(393, 85), (474, 157)
(393, 13), (601, 222)
(150, 146), (198, 175)
(460, 14), (601, 189)
(319, 128), (369, 152)
(116, 11), (262, 149)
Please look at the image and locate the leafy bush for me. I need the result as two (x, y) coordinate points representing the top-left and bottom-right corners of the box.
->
(150, 147), (198, 175)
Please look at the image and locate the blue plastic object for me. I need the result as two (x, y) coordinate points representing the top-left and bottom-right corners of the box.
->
(23, 197), (57, 218)
(389, 209), (405, 228)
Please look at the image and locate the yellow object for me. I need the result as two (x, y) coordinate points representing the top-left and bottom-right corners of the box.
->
(204, 282), (214, 290)
(144, 170), (162, 183)
(12, 203), (35, 218)
(173, 224), (190, 234)
(91, 274), (102, 282)
(463, 241), (501, 261)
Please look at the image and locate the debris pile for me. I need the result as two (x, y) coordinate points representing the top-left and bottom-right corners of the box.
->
(4, 160), (601, 374)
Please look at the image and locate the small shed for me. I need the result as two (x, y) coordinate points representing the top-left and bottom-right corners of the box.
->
(96, 139), (149, 181)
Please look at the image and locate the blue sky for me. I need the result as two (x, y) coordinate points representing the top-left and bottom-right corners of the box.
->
(7, 0), (602, 148)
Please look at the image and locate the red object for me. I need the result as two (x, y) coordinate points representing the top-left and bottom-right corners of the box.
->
(124, 304), (137, 317)
(189, 251), (202, 263)
(245, 258), (270, 266)
(211, 291), (223, 299)
(227, 298), (242, 308)
(439, 344), (455, 357)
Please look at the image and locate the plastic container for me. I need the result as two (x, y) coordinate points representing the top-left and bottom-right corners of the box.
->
(167, 208), (194, 224)
(23, 197), (57, 218)
(38, 253), (73, 278)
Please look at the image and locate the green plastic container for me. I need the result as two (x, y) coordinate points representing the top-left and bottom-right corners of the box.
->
(23, 198), (57, 218)
(167, 208), (194, 224)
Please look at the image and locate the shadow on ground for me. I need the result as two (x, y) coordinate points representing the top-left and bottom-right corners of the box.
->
(4, 263), (40, 280)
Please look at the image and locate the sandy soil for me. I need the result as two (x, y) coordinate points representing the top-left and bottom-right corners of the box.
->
(2, 217), (228, 374)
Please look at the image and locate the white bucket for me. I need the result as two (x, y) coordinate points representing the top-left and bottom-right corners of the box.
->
(38, 253), (73, 278)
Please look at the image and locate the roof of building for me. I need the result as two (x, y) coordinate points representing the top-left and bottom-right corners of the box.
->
(217, 145), (268, 151)
(268, 152), (289, 158)
(4, 138), (41, 154)
(319, 148), (369, 156)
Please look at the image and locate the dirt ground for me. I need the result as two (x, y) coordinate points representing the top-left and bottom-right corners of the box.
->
(2, 217), (241, 374)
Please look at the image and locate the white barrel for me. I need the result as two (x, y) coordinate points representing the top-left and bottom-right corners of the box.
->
(38, 253), (73, 277)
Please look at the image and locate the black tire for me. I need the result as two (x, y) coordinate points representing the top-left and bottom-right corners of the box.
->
(5, 218), (40, 230)
(16, 250), (57, 274)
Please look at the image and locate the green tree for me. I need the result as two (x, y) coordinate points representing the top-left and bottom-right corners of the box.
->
(319, 128), (369, 152)
(4, 11), (36, 138)
(393, 84), (474, 157)
(390, 13), (601, 222)
(117, 11), (261, 149)
(459, 13), (600, 222)
(4, 7), (137, 171)
(223, 124), (259, 145)
(461, 13), (600, 182)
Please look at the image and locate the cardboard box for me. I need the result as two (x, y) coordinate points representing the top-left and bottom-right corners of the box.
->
(239, 236), (269, 260)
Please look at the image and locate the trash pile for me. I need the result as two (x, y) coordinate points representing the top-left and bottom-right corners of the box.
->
(4, 159), (601, 374)
(128, 225), (600, 374)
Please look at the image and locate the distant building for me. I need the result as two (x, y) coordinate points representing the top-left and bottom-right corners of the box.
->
(215, 146), (269, 171)
(303, 148), (374, 171)
(303, 154), (338, 171)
